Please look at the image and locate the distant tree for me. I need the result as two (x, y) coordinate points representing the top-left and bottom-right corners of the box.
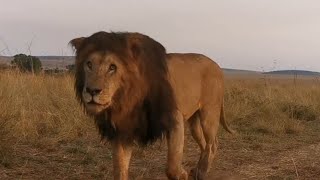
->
(11, 54), (42, 73)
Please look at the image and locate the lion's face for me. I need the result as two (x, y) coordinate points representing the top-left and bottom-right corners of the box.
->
(70, 31), (177, 145)
(81, 52), (124, 115)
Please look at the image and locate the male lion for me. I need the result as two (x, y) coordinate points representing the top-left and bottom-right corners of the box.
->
(70, 31), (234, 180)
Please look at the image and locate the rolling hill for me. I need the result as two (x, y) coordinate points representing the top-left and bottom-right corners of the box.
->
(1, 56), (320, 77)
(264, 70), (320, 76)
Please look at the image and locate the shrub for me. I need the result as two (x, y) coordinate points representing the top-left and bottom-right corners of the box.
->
(11, 54), (42, 73)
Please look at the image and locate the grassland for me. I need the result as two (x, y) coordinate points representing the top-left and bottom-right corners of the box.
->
(0, 71), (319, 179)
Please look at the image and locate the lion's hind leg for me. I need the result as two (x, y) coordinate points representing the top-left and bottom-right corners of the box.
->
(189, 111), (205, 179)
(190, 107), (220, 180)
(189, 111), (206, 152)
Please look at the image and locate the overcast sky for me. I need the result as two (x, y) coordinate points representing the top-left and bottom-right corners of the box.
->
(0, 0), (320, 71)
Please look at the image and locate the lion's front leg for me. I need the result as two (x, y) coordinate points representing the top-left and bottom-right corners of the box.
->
(112, 138), (133, 180)
(166, 112), (188, 180)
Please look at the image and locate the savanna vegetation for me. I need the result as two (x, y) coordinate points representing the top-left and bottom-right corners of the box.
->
(0, 70), (319, 179)
(11, 54), (42, 74)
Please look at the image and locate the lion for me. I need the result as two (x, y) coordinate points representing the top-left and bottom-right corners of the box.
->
(69, 31), (234, 180)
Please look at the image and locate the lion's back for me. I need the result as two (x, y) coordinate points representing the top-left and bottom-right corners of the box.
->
(166, 53), (223, 86)
(166, 53), (223, 119)
(166, 53), (222, 75)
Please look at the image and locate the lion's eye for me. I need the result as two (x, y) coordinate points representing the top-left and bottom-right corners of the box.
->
(109, 64), (117, 72)
(87, 61), (92, 69)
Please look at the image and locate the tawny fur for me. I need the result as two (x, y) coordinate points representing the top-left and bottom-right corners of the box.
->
(70, 32), (233, 180)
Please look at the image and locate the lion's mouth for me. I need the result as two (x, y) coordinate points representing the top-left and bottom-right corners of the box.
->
(87, 100), (109, 107)
(88, 100), (100, 105)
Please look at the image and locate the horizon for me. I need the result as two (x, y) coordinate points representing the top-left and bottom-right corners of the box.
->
(1, 0), (320, 72)
(2, 54), (320, 73)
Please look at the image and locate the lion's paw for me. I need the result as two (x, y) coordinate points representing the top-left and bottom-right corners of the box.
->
(189, 168), (205, 180)
(167, 168), (188, 180)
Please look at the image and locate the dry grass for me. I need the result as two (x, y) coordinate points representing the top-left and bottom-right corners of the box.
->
(0, 71), (94, 167)
(0, 71), (92, 143)
(0, 71), (319, 179)
(225, 78), (320, 136)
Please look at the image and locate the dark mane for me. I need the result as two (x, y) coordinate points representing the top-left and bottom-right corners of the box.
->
(70, 31), (177, 145)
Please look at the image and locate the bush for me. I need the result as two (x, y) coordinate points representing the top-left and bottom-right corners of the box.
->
(281, 102), (318, 121)
(11, 54), (42, 73)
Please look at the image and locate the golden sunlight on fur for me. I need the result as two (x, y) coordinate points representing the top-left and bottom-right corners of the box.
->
(70, 31), (233, 180)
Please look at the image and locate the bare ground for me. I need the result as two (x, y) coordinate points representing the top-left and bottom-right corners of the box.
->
(1, 128), (319, 180)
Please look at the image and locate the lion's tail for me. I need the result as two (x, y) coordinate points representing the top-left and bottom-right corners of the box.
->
(220, 100), (235, 134)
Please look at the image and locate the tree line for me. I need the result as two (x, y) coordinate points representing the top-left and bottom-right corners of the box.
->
(6, 53), (75, 74)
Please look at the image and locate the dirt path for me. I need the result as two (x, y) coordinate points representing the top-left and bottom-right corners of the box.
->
(238, 142), (320, 179)
(207, 142), (320, 180)
(1, 136), (319, 180)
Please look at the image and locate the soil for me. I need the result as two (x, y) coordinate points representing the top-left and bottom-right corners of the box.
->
(1, 130), (319, 180)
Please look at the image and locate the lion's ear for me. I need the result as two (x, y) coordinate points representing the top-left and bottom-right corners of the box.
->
(128, 35), (166, 61)
(129, 41), (141, 59)
(69, 37), (85, 51)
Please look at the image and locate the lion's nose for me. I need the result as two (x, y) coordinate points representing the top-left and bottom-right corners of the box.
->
(86, 87), (102, 96)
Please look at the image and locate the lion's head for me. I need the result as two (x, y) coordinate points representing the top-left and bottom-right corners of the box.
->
(71, 46), (129, 115)
(70, 32), (177, 144)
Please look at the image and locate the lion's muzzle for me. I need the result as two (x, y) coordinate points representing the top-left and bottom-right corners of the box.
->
(85, 87), (102, 96)
(82, 86), (111, 114)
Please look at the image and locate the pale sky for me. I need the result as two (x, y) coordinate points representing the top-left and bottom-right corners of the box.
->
(0, 0), (320, 71)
